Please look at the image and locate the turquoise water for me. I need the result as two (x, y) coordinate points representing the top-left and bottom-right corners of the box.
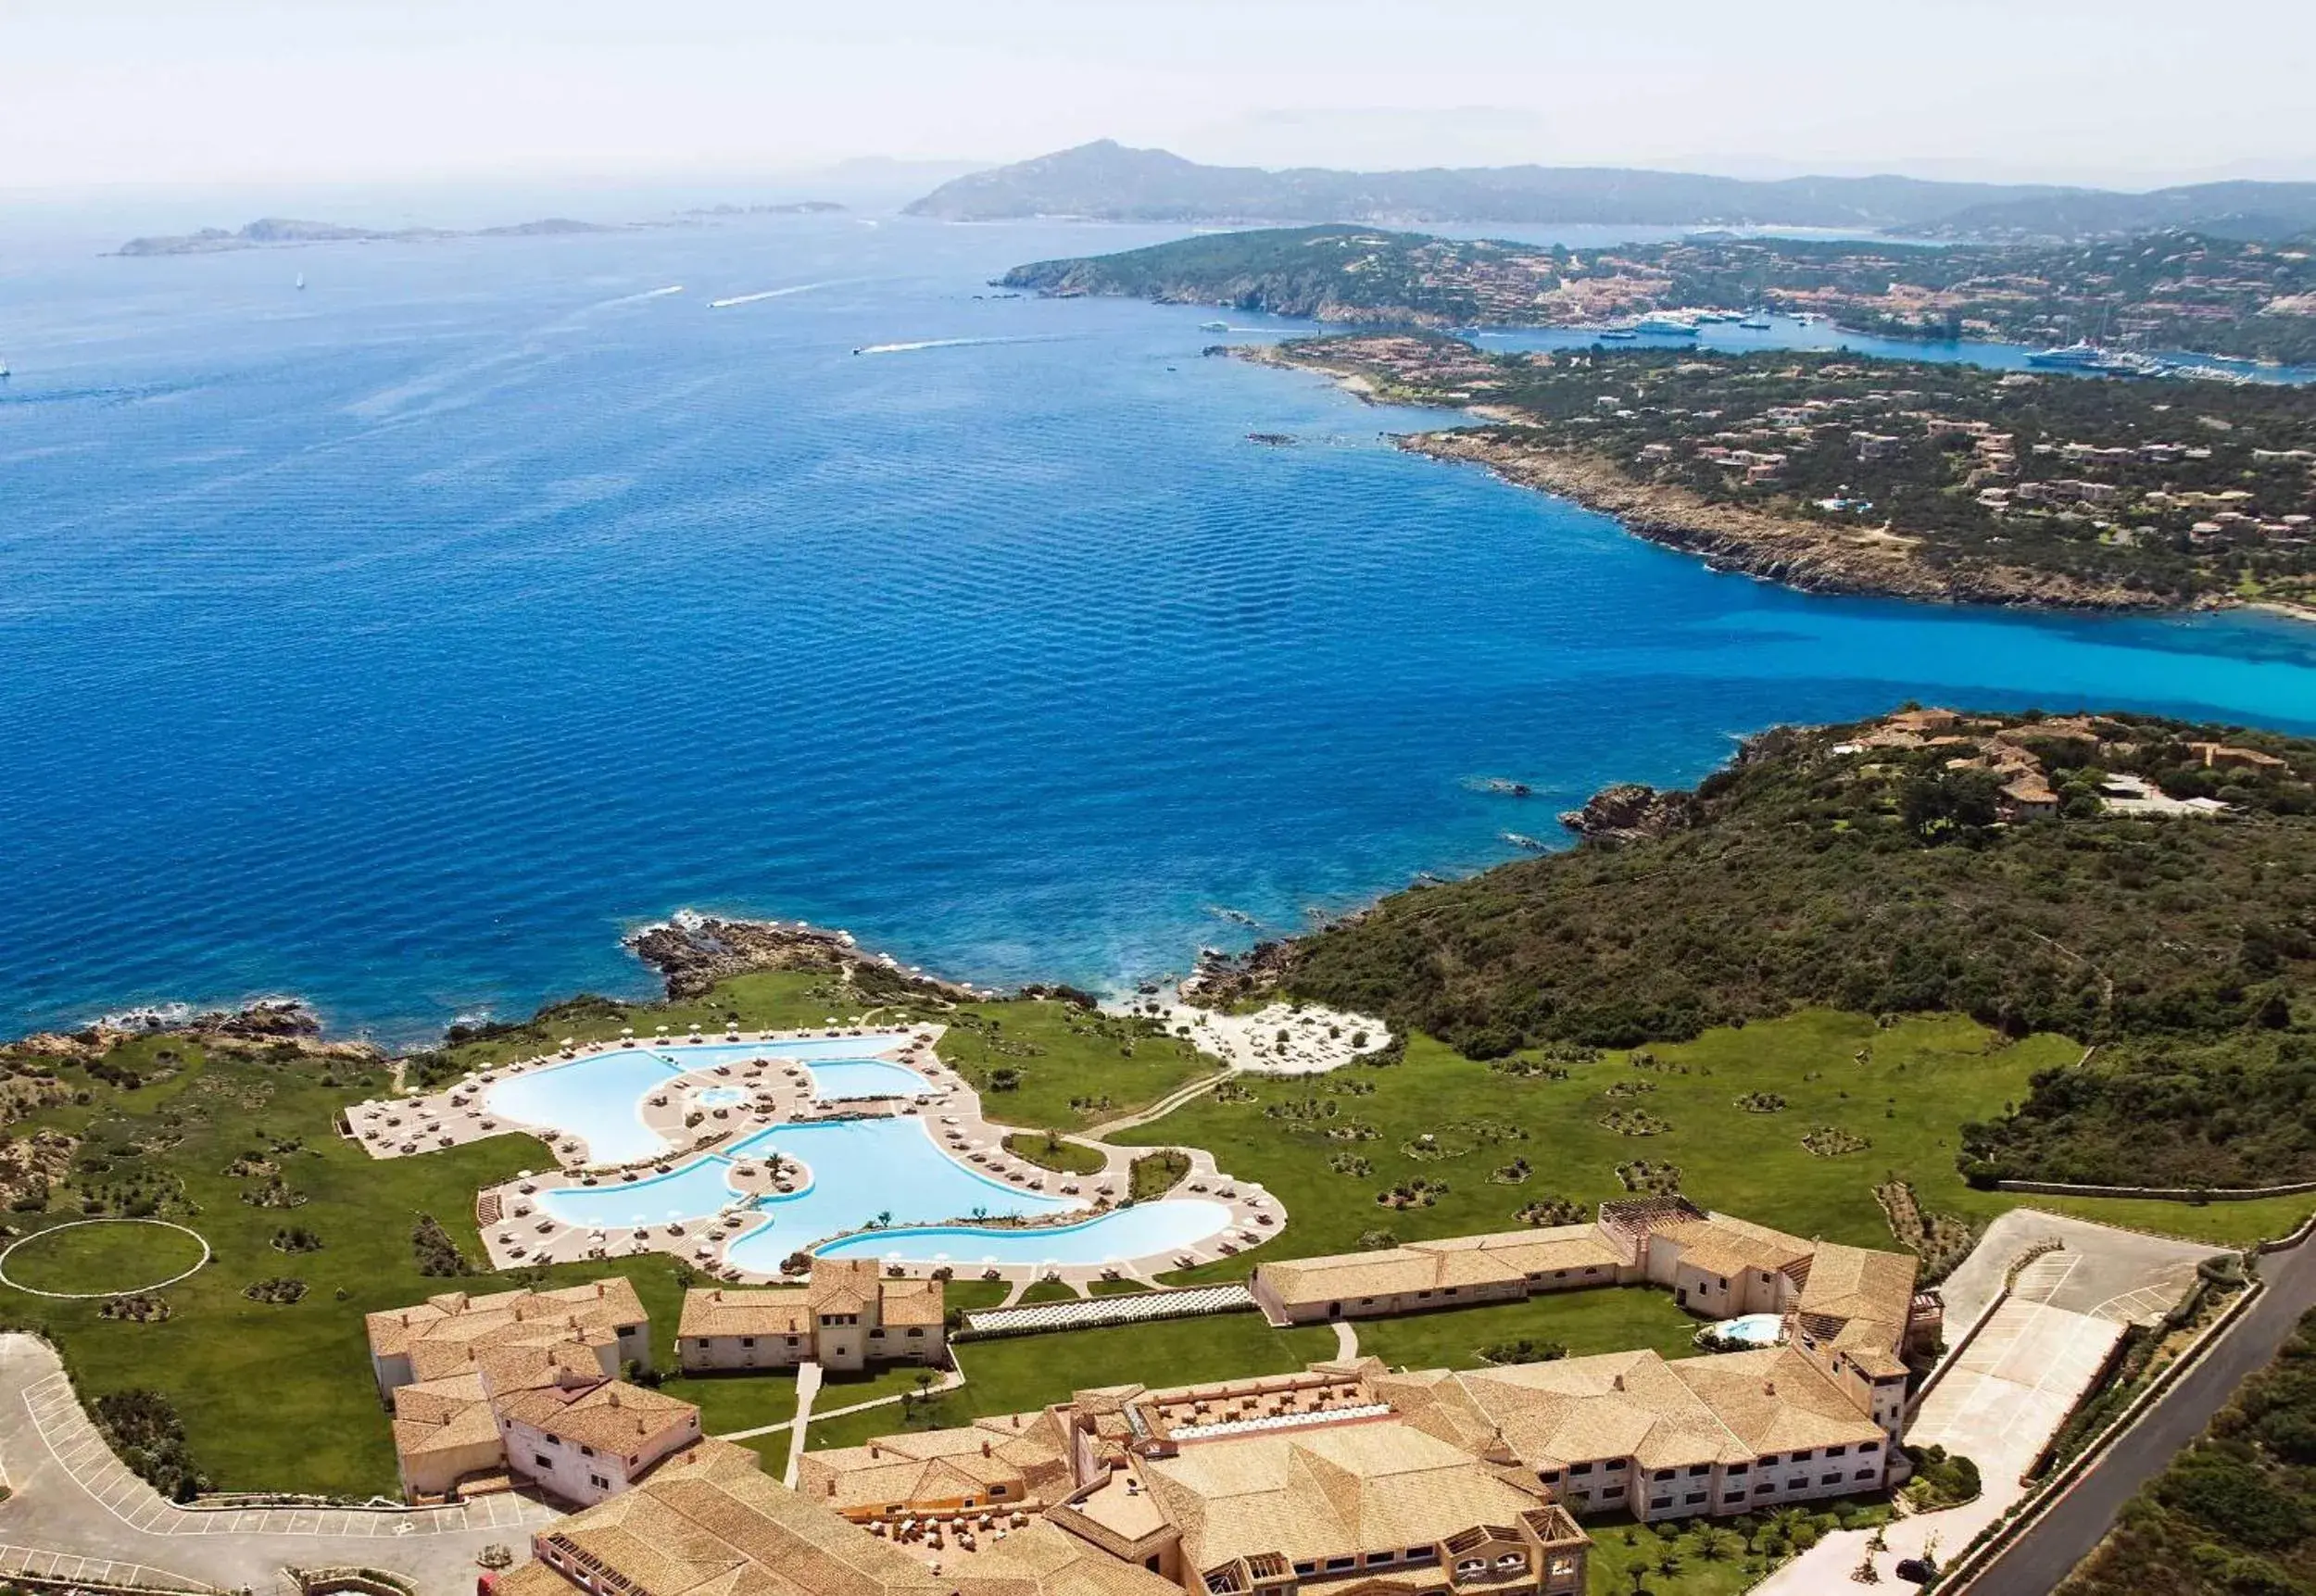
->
(531, 1111), (1237, 1264)
(694, 1086), (748, 1107)
(1710, 1313), (1788, 1347)
(804, 1058), (932, 1100)
(481, 1034), (915, 1161)
(5, 212), (2315, 1041)
(485, 1048), (680, 1166)
(812, 1197), (1242, 1266)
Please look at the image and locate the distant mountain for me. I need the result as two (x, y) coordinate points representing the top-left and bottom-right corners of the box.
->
(904, 140), (2084, 229)
(908, 141), (2316, 239)
(1905, 180), (2316, 241)
(115, 216), (616, 257)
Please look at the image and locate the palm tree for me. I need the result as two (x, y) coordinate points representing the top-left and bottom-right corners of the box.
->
(1697, 1528), (1741, 1564)
(1624, 1568), (1647, 1596)
(1654, 1552), (1681, 1580)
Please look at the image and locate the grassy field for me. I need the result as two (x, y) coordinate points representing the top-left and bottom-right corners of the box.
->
(5, 991), (2307, 1501)
(0, 1218), (212, 1296)
(1113, 1011), (2316, 1293)
(1351, 1289), (1703, 1371)
(803, 1313), (1338, 1453)
(1002, 1132), (1106, 1175)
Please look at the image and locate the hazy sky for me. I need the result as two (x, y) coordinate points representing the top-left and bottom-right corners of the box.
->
(8, 0), (2312, 193)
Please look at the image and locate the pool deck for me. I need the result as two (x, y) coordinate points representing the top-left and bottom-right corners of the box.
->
(346, 1024), (1288, 1288)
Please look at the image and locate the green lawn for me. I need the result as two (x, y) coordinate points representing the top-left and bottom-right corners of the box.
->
(1002, 1133), (1106, 1176)
(1352, 1289), (1703, 1372)
(804, 1313), (1338, 1453)
(1580, 1502), (1892, 1596)
(661, 1367), (803, 1436)
(0, 1218), (212, 1296)
(7, 994), (2308, 1502)
(1113, 1011), (2314, 1288)
(1088, 1278), (1153, 1297)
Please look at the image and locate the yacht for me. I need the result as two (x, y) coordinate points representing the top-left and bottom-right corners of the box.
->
(1634, 314), (1700, 336)
(2027, 340), (2107, 370)
(1199, 320), (1228, 333)
(1738, 316), (1772, 331)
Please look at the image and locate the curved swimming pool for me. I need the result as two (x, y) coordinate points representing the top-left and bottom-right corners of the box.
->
(482, 1034), (920, 1165)
(810, 1198), (1240, 1266)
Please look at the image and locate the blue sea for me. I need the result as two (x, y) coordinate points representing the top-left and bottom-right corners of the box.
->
(4, 209), (2314, 1043)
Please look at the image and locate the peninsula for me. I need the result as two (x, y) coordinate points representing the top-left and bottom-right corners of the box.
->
(1235, 333), (2316, 612)
(1001, 223), (2316, 368)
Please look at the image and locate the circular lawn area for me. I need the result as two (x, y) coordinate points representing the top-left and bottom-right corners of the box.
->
(0, 1219), (212, 1299)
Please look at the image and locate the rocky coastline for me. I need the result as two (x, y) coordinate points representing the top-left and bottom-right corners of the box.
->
(1398, 429), (2164, 612)
(623, 911), (987, 1002)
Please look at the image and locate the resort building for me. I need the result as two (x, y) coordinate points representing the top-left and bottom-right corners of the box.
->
(797, 1360), (1590, 1596)
(1247, 1227), (1631, 1325)
(365, 1279), (708, 1504)
(678, 1260), (948, 1373)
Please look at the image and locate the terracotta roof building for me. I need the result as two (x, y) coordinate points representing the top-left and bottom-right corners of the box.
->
(679, 1261), (947, 1374)
(366, 1277), (705, 1504)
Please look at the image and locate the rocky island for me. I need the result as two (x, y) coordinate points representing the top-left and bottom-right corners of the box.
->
(114, 215), (618, 257)
(1240, 333), (2316, 613)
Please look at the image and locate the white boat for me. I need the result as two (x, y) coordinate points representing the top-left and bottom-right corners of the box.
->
(1634, 314), (1701, 336)
(1738, 317), (1772, 331)
(295, 271), (307, 291)
(1199, 320), (1228, 333)
(0, 354), (9, 379)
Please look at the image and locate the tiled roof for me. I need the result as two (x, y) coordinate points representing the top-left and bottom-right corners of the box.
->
(1381, 1348), (1881, 1474)
(1650, 1214), (1814, 1280)
(497, 1379), (699, 1454)
(1253, 1225), (1621, 1309)
(1137, 1419), (1548, 1572)
(681, 1288), (814, 1338)
(540, 1467), (944, 1596)
(946, 1518), (1181, 1596)
(1795, 1242), (1918, 1360)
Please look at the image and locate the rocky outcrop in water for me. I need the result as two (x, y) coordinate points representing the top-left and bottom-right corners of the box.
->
(624, 911), (979, 1002)
(1557, 783), (1699, 846)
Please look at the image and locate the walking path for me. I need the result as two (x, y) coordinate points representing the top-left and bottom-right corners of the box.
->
(1332, 1320), (1359, 1360)
(780, 1363), (823, 1489)
(0, 1337), (550, 1596)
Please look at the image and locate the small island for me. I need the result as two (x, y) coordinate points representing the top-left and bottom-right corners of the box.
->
(114, 215), (619, 257)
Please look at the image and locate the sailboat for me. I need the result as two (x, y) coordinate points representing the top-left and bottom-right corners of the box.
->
(295, 271), (307, 292)
(0, 353), (10, 379)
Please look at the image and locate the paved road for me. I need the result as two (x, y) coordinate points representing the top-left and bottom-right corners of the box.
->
(0, 1336), (554, 1596)
(1965, 1234), (2316, 1595)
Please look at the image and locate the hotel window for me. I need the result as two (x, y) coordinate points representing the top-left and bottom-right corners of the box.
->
(1820, 1474), (1843, 1487)
(1684, 1492), (1706, 1505)
(1365, 1552), (1395, 1566)
(1687, 1464), (1710, 1477)
(1754, 1483), (1775, 1495)
(1648, 1500), (1670, 1513)
(871, 1328), (885, 1338)
(1292, 1565), (1316, 1577)
(908, 1328), (924, 1338)
(1723, 1491), (1744, 1503)
(1405, 1548), (1438, 1565)
(1454, 1560), (1486, 1579)
(1602, 1486), (1624, 1500)
(1537, 1470), (1561, 1485)
(1727, 1463), (1749, 1476)
(787, 1336), (800, 1346)
(992, 1486), (1007, 1497)
(741, 1338), (756, 1348)
(1416, 1291), (1433, 1301)
(1569, 1462), (1592, 1476)
(580, 1445), (595, 1458)
(1793, 1450), (1813, 1462)
(589, 1474), (610, 1491)
(1827, 1446), (1845, 1457)
(1859, 1440), (1880, 1452)
(1856, 1469), (1878, 1481)
(534, 1454), (554, 1470)
(1325, 1557), (1355, 1572)
(1652, 1469), (1674, 1483)
(544, 1434), (560, 1447)
(1718, 1277), (1729, 1290)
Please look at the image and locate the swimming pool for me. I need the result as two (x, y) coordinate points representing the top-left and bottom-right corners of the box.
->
(811, 1198), (1240, 1266)
(693, 1086), (749, 1108)
(536, 1115), (1076, 1245)
(485, 1049), (684, 1166)
(804, 1058), (930, 1100)
(1705, 1313), (1787, 1349)
(481, 1033), (919, 1164)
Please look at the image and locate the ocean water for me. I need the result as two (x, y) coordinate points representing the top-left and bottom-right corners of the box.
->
(4, 212), (2314, 1044)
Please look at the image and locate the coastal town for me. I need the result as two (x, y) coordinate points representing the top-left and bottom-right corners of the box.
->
(1005, 224), (2316, 368)
(1238, 333), (2316, 612)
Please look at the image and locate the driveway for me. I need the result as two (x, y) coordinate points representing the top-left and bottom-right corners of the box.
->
(1755, 1209), (2214, 1595)
(0, 1336), (555, 1596)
